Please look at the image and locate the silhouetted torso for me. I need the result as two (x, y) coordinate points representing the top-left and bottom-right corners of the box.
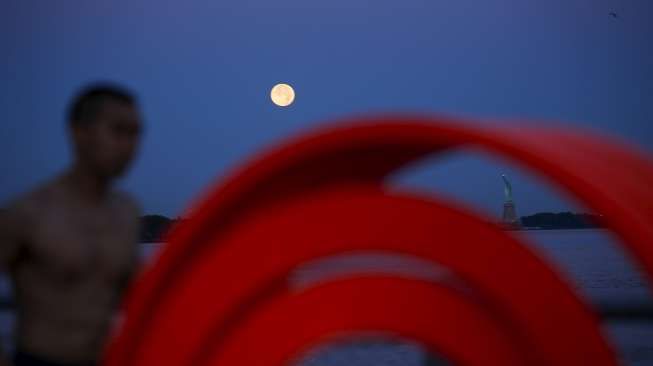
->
(6, 178), (139, 364)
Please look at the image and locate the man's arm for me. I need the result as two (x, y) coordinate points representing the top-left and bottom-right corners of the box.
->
(106, 194), (141, 345)
(0, 206), (24, 366)
(0, 206), (23, 270)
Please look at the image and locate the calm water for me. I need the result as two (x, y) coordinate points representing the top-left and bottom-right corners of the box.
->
(1, 229), (652, 365)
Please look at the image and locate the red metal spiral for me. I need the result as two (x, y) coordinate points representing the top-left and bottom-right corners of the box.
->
(103, 115), (653, 366)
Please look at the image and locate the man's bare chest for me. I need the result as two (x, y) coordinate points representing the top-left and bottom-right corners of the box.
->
(26, 207), (136, 281)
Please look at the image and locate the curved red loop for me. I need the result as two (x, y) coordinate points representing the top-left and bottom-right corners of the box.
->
(206, 276), (531, 366)
(104, 116), (653, 366)
(115, 187), (615, 366)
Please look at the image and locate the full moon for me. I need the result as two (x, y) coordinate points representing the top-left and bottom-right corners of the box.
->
(270, 83), (295, 107)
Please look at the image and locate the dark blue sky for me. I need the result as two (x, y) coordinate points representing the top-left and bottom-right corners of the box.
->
(2, 0), (652, 218)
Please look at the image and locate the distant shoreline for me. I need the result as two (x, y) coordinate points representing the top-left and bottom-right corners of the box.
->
(138, 227), (609, 244)
(511, 227), (607, 232)
(514, 211), (604, 231)
(138, 211), (605, 242)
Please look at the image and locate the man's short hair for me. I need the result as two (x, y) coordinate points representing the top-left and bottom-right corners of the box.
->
(68, 83), (137, 127)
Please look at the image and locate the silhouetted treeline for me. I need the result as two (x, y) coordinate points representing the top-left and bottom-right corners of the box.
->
(140, 215), (183, 242)
(520, 212), (604, 229)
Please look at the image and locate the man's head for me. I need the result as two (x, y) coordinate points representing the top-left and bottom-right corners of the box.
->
(68, 84), (142, 179)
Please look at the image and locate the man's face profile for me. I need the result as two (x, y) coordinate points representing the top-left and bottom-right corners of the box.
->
(72, 99), (142, 179)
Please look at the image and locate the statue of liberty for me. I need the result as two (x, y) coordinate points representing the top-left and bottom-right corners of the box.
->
(501, 174), (514, 203)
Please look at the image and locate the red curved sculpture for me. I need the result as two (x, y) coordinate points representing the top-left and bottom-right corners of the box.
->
(104, 115), (653, 366)
(121, 187), (613, 365)
(206, 276), (531, 366)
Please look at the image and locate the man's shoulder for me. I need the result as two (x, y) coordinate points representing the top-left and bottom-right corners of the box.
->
(2, 186), (50, 226)
(1, 191), (41, 241)
(2, 176), (73, 233)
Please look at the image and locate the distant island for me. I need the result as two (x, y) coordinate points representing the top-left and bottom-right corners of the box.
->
(140, 215), (183, 243)
(519, 212), (604, 230)
(138, 211), (605, 242)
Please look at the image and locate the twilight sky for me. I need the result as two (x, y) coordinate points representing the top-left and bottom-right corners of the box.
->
(1, 0), (652, 218)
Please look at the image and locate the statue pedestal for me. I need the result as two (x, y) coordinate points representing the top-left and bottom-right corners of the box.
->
(501, 201), (521, 229)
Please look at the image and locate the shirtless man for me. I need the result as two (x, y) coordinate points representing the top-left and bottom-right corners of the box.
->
(0, 84), (142, 366)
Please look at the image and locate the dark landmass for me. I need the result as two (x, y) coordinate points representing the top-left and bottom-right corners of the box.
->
(139, 211), (605, 242)
(140, 215), (183, 242)
(519, 212), (604, 230)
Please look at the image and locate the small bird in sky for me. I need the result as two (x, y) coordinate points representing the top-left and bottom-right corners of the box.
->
(609, 12), (618, 18)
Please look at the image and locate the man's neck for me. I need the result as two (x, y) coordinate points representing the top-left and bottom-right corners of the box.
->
(62, 164), (112, 204)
